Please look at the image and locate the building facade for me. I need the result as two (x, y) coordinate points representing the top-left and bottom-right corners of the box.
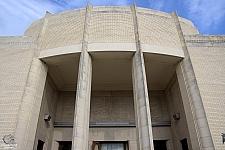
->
(0, 4), (225, 150)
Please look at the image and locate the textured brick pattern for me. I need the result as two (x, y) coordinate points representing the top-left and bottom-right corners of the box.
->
(24, 19), (44, 37)
(41, 9), (85, 50)
(137, 10), (182, 49)
(149, 91), (169, 122)
(22, 6), (197, 50)
(90, 95), (135, 122)
(179, 17), (198, 35)
(166, 78), (192, 150)
(89, 7), (135, 43)
(55, 91), (168, 122)
(55, 92), (75, 122)
(188, 44), (225, 150)
(0, 36), (36, 146)
(185, 35), (225, 47)
(33, 76), (58, 150)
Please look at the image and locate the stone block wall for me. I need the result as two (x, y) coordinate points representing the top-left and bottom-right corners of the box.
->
(0, 36), (36, 147)
(137, 10), (182, 49)
(24, 19), (44, 37)
(89, 7), (135, 43)
(55, 90), (169, 123)
(179, 17), (198, 35)
(23, 6), (197, 52)
(41, 9), (86, 50)
(149, 91), (169, 122)
(55, 91), (76, 122)
(90, 91), (135, 122)
(165, 75), (192, 150)
(33, 75), (59, 150)
(185, 35), (225, 150)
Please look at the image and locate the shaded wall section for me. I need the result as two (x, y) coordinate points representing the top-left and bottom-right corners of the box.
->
(55, 91), (169, 123)
(33, 75), (59, 149)
(165, 75), (192, 150)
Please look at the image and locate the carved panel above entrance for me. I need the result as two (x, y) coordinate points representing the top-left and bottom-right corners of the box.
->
(90, 96), (135, 122)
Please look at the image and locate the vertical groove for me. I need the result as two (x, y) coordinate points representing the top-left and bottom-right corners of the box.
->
(171, 11), (215, 150)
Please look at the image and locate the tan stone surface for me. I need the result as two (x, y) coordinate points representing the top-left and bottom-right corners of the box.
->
(24, 19), (44, 37)
(14, 57), (48, 150)
(0, 36), (37, 147)
(172, 11), (215, 150)
(23, 6), (196, 51)
(33, 76), (59, 150)
(1, 5), (225, 150)
(187, 37), (225, 150)
(89, 7), (135, 43)
(165, 76), (192, 150)
(55, 90), (169, 124)
(179, 21), (198, 35)
(41, 9), (86, 50)
(137, 11), (182, 49)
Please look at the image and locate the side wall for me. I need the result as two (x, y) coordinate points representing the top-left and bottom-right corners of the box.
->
(0, 36), (36, 147)
(165, 75), (192, 150)
(33, 75), (59, 150)
(186, 35), (225, 150)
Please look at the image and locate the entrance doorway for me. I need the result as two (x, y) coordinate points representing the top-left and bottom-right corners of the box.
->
(58, 141), (72, 150)
(153, 140), (167, 150)
(92, 141), (129, 150)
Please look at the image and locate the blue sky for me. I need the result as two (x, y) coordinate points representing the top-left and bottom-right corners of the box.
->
(0, 0), (225, 36)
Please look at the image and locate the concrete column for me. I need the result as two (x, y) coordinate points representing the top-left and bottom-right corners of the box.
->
(72, 51), (92, 150)
(171, 12), (215, 150)
(132, 51), (154, 150)
(72, 3), (92, 150)
(131, 3), (154, 150)
(14, 58), (48, 150)
(13, 12), (51, 150)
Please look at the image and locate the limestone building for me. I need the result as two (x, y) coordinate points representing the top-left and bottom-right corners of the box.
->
(0, 4), (225, 150)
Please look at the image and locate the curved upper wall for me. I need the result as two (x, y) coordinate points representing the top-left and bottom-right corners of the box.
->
(24, 18), (44, 37)
(89, 7), (135, 43)
(24, 6), (198, 51)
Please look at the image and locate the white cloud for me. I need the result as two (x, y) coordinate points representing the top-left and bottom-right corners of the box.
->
(185, 0), (225, 31)
(0, 0), (65, 35)
(148, 0), (165, 10)
(0, 0), (63, 20)
(71, 0), (129, 7)
(0, 0), (131, 35)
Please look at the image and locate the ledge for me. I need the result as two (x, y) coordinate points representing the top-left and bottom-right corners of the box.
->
(54, 121), (171, 127)
(39, 43), (184, 59)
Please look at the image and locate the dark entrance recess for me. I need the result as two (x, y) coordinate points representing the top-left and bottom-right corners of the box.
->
(58, 141), (72, 150)
(180, 138), (189, 150)
(153, 140), (167, 150)
(92, 141), (129, 150)
(37, 140), (44, 150)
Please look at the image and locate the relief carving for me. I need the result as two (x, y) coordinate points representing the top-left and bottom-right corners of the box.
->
(116, 130), (121, 137)
(127, 130), (130, 137)
(149, 96), (163, 120)
(92, 131), (98, 137)
(90, 96), (135, 122)
(104, 131), (110, 137)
